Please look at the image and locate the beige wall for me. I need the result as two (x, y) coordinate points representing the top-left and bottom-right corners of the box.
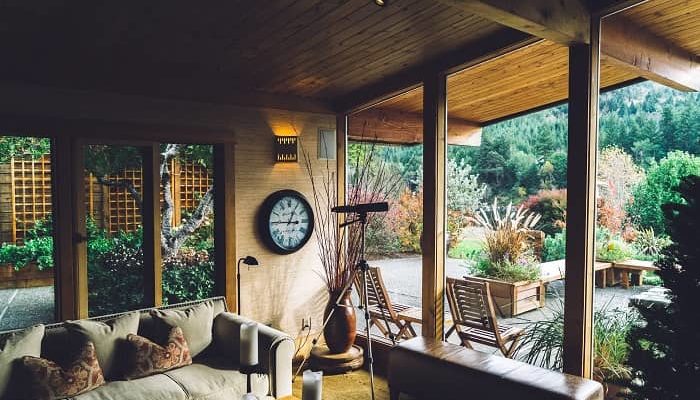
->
(0, 83), (336, 339)
(233, 108), (335, 337)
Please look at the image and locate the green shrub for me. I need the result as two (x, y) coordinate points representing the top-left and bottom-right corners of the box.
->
(469, 254), (540, 283)
(632, 227), (671, 259)
(162, 249), (214, 305)
(516, 299), (637, 384)
(597, 239), (632, 262)
(88, 242), (145, 316)
(543, 230), (566, 262)
(627, 151), (700, 234)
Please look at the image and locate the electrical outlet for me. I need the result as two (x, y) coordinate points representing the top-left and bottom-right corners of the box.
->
(301, 317), (311, 330)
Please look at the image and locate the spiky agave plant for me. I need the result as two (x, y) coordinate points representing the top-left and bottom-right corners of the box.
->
(474, 199), (541, 267)
(473, 198), (542, 232)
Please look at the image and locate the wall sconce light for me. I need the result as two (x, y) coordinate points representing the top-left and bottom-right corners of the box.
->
(275, 136), (298, 163)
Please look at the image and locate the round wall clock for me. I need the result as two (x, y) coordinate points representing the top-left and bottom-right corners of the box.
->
(258, 190), (315, 254)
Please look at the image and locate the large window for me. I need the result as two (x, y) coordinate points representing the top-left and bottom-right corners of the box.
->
(349, 87), (424, 342)
(159, 143), (215, 305)
(0, 135), (55, 331)
(84, 144), (145, 317)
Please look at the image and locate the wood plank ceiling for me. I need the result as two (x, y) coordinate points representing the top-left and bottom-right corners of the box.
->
(373, 40), (640, 124)
(0, 0), (503, 103)
(0, 0), (697, 126)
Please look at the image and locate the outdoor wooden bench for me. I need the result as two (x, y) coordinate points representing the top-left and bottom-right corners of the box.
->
(610, 259), (657, 288)
(388, 337), (604, 400)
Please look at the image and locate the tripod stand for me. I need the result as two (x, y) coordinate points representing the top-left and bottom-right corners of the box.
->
(294, 207), (394, 400)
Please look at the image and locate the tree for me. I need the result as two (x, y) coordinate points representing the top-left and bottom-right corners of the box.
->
(86, 144), (214, 257)
(627, 175), (700, 399)
(447, 159), (487, 214)
(597, 147), (644, 234)
(627, 152), (700, 234)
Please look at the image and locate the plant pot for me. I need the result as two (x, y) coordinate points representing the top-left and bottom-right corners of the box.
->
(323, 291), (357, 354)
(467, 276), (545, 317)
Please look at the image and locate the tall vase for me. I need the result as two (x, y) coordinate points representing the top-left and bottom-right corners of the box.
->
(323, 290), (357, 354)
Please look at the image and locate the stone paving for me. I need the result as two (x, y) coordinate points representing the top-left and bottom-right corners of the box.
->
(358, 256), (650, 354)
(0, 286), (55, 332)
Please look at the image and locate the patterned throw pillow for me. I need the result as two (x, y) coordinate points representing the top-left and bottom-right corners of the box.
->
(124, 326), (192, 380)
(21, 341), (105, 400)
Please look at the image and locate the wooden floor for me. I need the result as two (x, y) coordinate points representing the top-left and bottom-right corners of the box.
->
(292, 369), (398, 400)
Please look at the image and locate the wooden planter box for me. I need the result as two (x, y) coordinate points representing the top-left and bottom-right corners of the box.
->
(467, 276), (545, 317)
(0, 262), (54, 289)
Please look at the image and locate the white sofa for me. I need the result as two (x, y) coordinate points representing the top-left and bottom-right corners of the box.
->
(0, 297), (295, 400)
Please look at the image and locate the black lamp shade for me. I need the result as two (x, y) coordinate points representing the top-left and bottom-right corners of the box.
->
(241, 256), (259, 266)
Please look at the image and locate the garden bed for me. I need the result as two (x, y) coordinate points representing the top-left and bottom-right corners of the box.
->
(0, 262), (53, 289)
(466, 275), (544, 317)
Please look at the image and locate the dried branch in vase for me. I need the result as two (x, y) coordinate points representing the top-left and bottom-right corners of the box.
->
(302, 139), (403, 299)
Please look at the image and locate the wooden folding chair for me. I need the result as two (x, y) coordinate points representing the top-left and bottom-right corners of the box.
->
(446, 277), (524, 358)
(354, 266), (419, 341)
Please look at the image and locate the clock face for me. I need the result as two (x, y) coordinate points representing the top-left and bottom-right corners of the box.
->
(259, 190), (314, 254)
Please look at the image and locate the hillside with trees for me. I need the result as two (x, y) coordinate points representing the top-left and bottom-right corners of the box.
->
(355, 81), (700, 257)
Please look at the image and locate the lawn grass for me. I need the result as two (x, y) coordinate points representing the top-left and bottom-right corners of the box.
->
(448, 238), (483, 259)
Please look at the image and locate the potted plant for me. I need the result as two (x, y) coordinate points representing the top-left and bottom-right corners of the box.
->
(302, 141), (402, 353)
(467, 199), (544, 317)
(515, 300), (636, 399)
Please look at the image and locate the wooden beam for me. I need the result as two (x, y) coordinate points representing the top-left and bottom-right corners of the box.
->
(141, 144), (162, 307)
(349, 108), (482, 146)
(602, 16), (700, 92)
(0, 81), (329, 139)
(213, 143), (237, 312)
(563, 17), (601, 378)
(52, 137), (87, 320)
(335, 28), (536, 113)
(589, 0), (648, 18)
(421, 73), (448, 341)
(438, 0), (591, 44)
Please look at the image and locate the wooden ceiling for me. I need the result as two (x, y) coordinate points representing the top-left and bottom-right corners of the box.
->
(0, 0), (502, 103)
(0, 0), (697, 127)
(373, 40), (639, 124)
(623, 0), (700, 56)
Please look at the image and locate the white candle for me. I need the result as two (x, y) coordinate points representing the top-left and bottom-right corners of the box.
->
(302, 370), (323, 400)
(250, 373), (269, 397)
(240, 322), (258, 366)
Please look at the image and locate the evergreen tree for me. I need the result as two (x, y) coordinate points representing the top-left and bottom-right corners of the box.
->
(627, 175), (700, 399)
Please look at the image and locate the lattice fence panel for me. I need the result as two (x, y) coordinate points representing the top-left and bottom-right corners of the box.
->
(11, 156), (53, 243)
(2, 158), (212, 241)
(105, 168), (144, 234)
(180, 162), (213, 214)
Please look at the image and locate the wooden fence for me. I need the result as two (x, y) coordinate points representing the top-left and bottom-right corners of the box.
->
(0, 156), (212, 244)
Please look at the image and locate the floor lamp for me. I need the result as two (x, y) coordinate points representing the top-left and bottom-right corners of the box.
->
(237, 256), (259, 315)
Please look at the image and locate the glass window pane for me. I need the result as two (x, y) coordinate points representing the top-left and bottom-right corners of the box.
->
(350, 87), (423, 342)
(85, 145), (144, 317)
(0, 135), (55, 330)
(160, 143), (215, 305)
(446, 64), (567, 366)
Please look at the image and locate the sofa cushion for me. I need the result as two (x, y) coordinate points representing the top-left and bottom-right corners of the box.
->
(150, 300), (214, 357)
(124, 326), (192, 380)
(21, 341), (105, 400)
(164, 360), (250, 400)
(72, 373), (188, 400)
(65, 312), (139, 380)
(0, 324), (44, 400)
